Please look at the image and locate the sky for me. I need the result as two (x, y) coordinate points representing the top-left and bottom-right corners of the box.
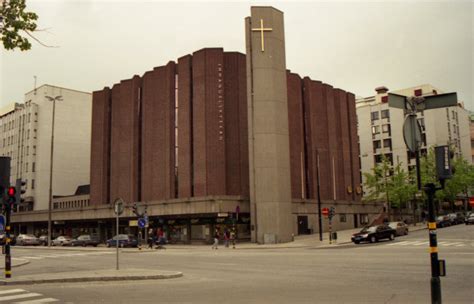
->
(1, 0), (473, 111)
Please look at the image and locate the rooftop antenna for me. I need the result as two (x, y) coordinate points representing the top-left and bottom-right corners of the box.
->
(34, 75), (37, 95)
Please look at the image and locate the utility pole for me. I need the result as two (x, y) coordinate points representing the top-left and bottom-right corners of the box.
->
(388, 92), (457, 304)
(45, 95), (63, 247)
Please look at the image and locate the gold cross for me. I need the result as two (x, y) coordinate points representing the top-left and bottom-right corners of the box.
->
(251, 19), (273, 52)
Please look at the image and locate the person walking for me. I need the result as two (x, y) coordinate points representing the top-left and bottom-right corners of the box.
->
(230, 227), (236, 249)
(211, 228), (220, 250)
(156, 228), (165, 249)
(147, 228), (154, 249)
(224, 229), (231, 248)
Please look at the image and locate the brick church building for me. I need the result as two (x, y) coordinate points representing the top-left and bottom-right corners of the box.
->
(89, 47), (375, 243)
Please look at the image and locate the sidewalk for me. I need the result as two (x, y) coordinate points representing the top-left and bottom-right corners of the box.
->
(0, 268), (183, 285)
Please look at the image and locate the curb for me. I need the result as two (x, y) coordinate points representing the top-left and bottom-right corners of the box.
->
(0, 271), (183, 286)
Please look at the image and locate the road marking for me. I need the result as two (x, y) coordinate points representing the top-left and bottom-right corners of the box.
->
(0, 292), (42, 302)
(0, 289), (25, 295)
(14, 298), (58, 304)
(411, 241), (428, 246)
(19, 257), (43, 260)
(387, 241), (411, 246)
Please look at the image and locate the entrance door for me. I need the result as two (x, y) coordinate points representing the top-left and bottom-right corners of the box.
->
(297, 216), (309, 235)
(353, 214), (358, 228)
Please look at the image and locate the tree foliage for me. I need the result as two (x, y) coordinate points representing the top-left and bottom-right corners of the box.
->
(0, 0), (38, 50)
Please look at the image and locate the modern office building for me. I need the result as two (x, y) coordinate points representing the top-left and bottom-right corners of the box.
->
(357, 84), (472, 203)
(0, 85), (91, 213)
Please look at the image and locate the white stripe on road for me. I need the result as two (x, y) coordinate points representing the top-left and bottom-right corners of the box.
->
(387, 241), (411, 246)
(0, 289), (26, 295)
(0, 293), (42, 302)
(14, 298), (58, 304)
(20, 257), (43, 260)
(411, 241), (429, 246)
(455, 243), (466, 247)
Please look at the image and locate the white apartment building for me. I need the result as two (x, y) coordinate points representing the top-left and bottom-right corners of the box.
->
(0, 85), (92, 211)
(357, 84), (471, 193)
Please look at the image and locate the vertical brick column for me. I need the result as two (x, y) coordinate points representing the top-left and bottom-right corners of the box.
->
(347, 92), (361, 201)
(287, 72), (305, 199)
(192, 48), (226, 197)
(338, 89), (353, 201)
(141, 63), (176, 201)
(90, 87), (111, 205)
(177, 55), (193, 198)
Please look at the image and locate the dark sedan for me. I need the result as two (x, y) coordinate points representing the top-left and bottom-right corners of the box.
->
(351, 225), (396, 244)
(72, 235), (100, 247)
(106, 234), (138, 248)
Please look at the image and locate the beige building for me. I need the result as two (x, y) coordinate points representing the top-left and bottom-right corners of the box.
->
(0, 85), (92, 211)
(357, 84), (472, 200)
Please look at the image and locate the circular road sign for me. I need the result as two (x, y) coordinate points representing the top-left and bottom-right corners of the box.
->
(114, 198), (124, 215)
(403, 114), (422, 153)
(322, 208), (329, 217)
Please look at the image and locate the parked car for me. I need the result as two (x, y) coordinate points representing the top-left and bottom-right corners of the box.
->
(106, 234), (138, 248)
(38, 235), (48, 246)
(16, 234), (40, 246)
(72, 235), (100, 247)
(388, 222), (409, 236)
(351, 224), (396, 244)
(436, 215), (451, 228)
(465, 213), (474, 225)
(447, 213), (464, 225)
(52, 236), (72, 246)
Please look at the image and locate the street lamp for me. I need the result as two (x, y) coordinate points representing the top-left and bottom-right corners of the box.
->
(45, 95), (63, 247)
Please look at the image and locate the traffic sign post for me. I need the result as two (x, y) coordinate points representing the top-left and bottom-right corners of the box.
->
(322, 208), (329, 217)
(389, 91), (458, 304)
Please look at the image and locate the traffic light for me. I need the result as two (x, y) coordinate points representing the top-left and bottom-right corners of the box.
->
(15, 179), (26, 204)
(328, 207), (336, 220)
(435, 145), (454, 181)
(6, 186), (16, 204)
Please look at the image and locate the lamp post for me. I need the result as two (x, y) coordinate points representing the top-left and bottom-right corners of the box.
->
(45, 95), (62, 247)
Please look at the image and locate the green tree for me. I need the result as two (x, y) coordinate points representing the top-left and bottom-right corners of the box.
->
(388, 162), (417, 218)
(0, 0), (38, 50)
(362, 155), (392, 216)
(437, 157), (474, 210)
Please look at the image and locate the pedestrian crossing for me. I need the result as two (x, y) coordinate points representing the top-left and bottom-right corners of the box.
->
(17, 251), (114, 261)
(386, 240), (471, 247)
(0, 288), (58, 303)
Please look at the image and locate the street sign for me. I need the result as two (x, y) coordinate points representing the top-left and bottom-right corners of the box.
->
(138, 218), (146, 229)
(0, 215), (5, 233)
(129, 220), (138, 227)
(114, 198), (124, 215)
(423, 93), (457, 110)
(387, 93), (407, 110)
(402, 115), (422, 153)
(322, 208), (329, 217)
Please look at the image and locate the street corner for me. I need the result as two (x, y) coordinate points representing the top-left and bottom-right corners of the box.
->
(0, 268), (183, 286)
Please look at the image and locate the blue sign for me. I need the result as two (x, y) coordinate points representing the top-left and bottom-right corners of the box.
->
(138, 217), (146, 229)
(0, 215), (5, 233)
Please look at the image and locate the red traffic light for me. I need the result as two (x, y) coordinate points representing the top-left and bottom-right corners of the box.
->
(7, 186), (16, 197)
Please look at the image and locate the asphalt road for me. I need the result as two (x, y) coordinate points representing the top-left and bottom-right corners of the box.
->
(1, 224), (473, 303)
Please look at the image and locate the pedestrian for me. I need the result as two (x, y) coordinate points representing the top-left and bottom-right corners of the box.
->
(147, 228), (154, 249)
(156, 228), (165, 249)
(230, 227), (236, 249)
(211, 228), (220, 250)
(224, 229), (230, 248)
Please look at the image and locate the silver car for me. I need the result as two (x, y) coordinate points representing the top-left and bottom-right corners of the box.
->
(16, 234), (40, 246)
(52, 236), (72, 246)
(388, 222), (408, 236)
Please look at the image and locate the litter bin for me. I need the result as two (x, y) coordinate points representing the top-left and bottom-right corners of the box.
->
(331, 232), (337, 241)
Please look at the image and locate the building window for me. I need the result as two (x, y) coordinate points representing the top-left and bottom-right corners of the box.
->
(382, 124), (391, 134)
(371, 111), (379, 121)
(372, 126), (380, 135)
(383, 138), (392, 149)
(32, 162), (35, 172)
(31, 179), (35, 189)
(28, 113), (31, 123)
(373, 140), (381, 152)
(414, 89), (422, 96)
(339, 214), (347, 223)
(25, 162), (28, 172)
(381, 109), (390, 119)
